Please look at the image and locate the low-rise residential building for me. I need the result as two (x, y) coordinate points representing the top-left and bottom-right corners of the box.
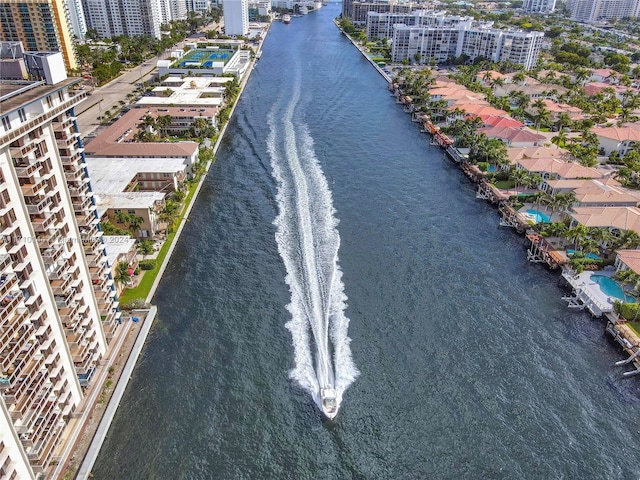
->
(525, 99), (584, 122)
(83, 109), (200, 176)
(592, 126), (640, 156)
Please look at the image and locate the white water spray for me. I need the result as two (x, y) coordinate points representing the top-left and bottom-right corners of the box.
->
(267, 73), (359, 417)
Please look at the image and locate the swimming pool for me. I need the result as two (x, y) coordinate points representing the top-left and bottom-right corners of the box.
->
(590, 274), (636, 303)
(525, 209), (550, 223)
(567, 249), (601, 260)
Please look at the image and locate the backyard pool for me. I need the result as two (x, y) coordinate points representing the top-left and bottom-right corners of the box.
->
(567, 249), (601, 260)
(590, 274), (636, 303)
(525, 209), (550, 223)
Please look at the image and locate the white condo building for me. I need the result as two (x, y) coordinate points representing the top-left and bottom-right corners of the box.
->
(0, 44), (120, 478)
(567, 0), (640, 21)
(223, 0), (249, 36)
(82, 0), (164, 39)
(367, 11), (544, 70)
(522, 0), (556, 13)
(66, 0), (88, 41)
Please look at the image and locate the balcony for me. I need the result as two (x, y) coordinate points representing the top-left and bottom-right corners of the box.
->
(76, 210), (97, 228)
(60, 150), (81, 166)
(58, 302), (80, 324)
(64, 167), (83, 183)
(72, 196), (92, 213)
(55, 134), (78, 150)
(31, 212), (56, 233)
(14, 162), (42, 181)
(0, 253), (11, 272)
(10, 142), (36, 159)
(20, 178), (47, 198)
(41, 244), (64, 265)
(51, 274), (73, 296)
(0, 273), (18, 298)
(26, 195), (52, 215)
(36, 230), (60, 249)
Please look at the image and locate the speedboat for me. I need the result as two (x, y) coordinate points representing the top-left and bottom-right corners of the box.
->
(283, 14), (291, 24)
(320, 388), (338, 419)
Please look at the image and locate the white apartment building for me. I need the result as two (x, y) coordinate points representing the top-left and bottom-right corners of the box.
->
(0, 45), (120, 478)
(522, 0), (556, 13)
(367, 10), (471, 39)
(223, 0), (249, 36)
(82, 0), (164, 39)
(385, 14), (543, 69)
(567, 0), (640, 21)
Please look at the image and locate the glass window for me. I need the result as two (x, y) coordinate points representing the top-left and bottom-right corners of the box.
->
(18, 109), (26, 122)
(1, 116), (9, 131)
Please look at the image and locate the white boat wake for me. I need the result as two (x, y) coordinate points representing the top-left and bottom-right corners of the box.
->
(267, 72), (358, 419)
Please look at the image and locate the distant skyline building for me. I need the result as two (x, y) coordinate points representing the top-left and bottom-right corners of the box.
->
(0, 0), (78, 71)
(82, 0), (164, 39)
(522, 0), (556, 13)
(0, 42), (120, 479)
(343, 0), (421, 23)
(566, 0), (640, 21)
(223, 0), (249, 35)
(187, 0), (214, 13)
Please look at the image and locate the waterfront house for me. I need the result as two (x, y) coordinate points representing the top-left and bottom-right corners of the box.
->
(558, 180), (640, 208)
(507, 145), (572, 163)
(519, 158), (604, 191)
(448, 103), (508, 120)
(614, 249), (640, 277)
(570, 206), (640, 242)
(478, 125), (546, 147)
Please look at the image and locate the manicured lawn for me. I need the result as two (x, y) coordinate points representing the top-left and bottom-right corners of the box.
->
(118, 180), (199, 306)
(627, 322), (640, 337)
(493, 180), (515, 190)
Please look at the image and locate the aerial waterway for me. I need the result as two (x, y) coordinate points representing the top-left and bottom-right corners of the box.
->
(267, 68), (358, 417)
(93, 4), (640, 479)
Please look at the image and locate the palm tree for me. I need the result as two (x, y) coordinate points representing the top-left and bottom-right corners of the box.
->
(616, 230), (640, 250)
(566, 224), (590, 251)
(156, 114), (172, 137)
(137, 239), (155, 259)
(114, 261), (132, 288)
(551, 130), (569, 147)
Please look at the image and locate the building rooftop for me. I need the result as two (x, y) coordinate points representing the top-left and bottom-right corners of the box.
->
(103, 235), (136, 267)
(86, 157), (187, 195)
(95, 192), (165, 217)
(616, 249), (640, 274)
(83, 108), (199, 158)
(0, 77), (81, 114)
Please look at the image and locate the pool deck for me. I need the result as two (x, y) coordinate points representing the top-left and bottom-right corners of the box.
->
(561, 270), (618, 317)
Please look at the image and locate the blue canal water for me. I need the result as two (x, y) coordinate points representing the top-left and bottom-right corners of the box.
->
(92, 5), (640, 479)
